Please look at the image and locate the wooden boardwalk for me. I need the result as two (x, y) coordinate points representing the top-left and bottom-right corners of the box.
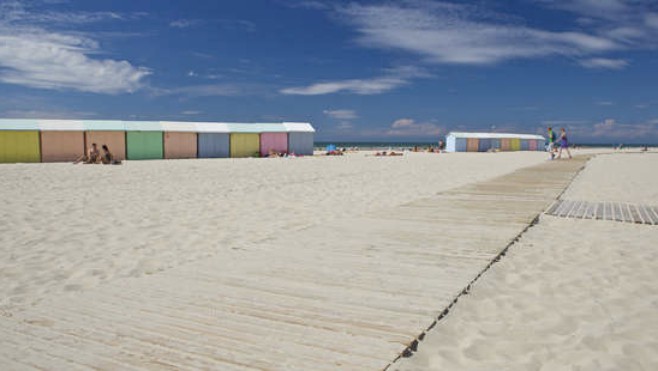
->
(546, 199), (658, 225)
(0, 156), (591, 370)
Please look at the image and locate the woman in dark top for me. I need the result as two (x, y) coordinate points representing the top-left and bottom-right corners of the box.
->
(557, 128), (572, 159)
(101, 145), (121, 165)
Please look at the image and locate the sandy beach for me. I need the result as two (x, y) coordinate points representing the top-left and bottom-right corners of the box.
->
(1, 151), (547, 314)
(1, 149), (656, 370)
(394, 153), (658, 370)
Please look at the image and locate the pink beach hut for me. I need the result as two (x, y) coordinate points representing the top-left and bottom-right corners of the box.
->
(258, 123), (288, 156)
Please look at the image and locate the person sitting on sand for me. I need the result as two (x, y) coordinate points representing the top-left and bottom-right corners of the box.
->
(100, 144), (121, 165)
(74, 143), (101, 164)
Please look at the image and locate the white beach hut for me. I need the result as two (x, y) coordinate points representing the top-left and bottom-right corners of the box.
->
(284, 122), (315, 156)
(445, 132), (545, 153)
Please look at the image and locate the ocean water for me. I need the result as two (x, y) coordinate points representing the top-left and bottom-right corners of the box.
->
(315, 142), (437, 150)
(315, 142), (657, 151)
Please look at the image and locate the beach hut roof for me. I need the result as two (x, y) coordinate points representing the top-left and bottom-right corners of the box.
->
(83, 120), (126, 131)
(38, 120), (85, 131)
(194, 122), (230, 133)
(255, 123), (288, 133)
(0, 119), (40, 130)
(160, 121), (197, 132)
(125, 121), (162, 131)
(0, 119), (315, 134)
(226, 123), (263, 133)
(447, 132), (545, 140)
(283, 122), (315, 133)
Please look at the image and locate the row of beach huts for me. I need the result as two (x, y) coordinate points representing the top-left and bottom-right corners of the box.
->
(0, 119), (315, 163)
(445, 132), (546, 152)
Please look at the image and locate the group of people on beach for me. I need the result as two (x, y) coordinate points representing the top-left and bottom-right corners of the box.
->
(74, 143), (121, 165)
(547, 127), (572, 160)
(375, 150), (403, 156)
(411, 140), (445, 153)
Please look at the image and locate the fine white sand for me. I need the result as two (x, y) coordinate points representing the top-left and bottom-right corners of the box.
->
(394, 153), (658, 371)
(0, 151), (550, 314)
(562, 153), (658, 204)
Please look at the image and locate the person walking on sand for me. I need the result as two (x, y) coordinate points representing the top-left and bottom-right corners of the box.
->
(556, 128), (572, 159)
(547, 126), (557, 160)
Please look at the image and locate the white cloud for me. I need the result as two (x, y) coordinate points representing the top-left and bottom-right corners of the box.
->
(537, 0), (630, 18)
(596, 101), (614, 106)
(286, 1), (331, 10)
(2, 109), (97, 119)
(566, 118), (658, 140)
(170, 18), (256, 32)
(336, 121), (353, 130)
(281, 66), (427, 96)
(336, 2), (623, 65)
(157, 84), (243, 97)
(646, 13), (658, 29)
(386, 118), (444, 137)
(0, 2), (150, 94)
(323, 109), (358, 120)
(590, 118), (657, 139)
(170, 19), (201, 28)
(0, 31), (150, 93)
(281, 76), (408, 95)
(325, 1), (658, 67)
(579, 58), (629, 69)
(181, 110), (202, 115)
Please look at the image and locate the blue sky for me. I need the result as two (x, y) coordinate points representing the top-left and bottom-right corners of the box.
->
(1, 0), (657, 143)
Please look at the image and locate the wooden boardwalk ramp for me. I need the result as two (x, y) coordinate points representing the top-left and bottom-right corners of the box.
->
(0, 156), (591, 370)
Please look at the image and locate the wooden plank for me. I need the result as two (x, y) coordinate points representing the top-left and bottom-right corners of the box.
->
(594, 202), (604, 220)
(620, 203), (633, 223)
(556, 200), (573, 218)
(629, 204), (643, 224)
(583, 202), (596, 219)
(637, 206), (651, 225)
(0, 156), (594, 369)
(646, 206), (658, 225)
(545, 200), (562, 215)
(552, 199), (658, 226)
(614, 203), (624, 222)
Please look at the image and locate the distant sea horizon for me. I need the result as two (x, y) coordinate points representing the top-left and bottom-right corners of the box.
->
(315, 141), (657, 150)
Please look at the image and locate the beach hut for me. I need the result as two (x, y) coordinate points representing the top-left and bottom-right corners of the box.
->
(284, 122), (315, 156)
(125, 121), (163, 160)
(528, 139), (538, 151)
(510, 138), (521, 151)
(466, 138), (479, 152)
(258, 123), (288, 156)
(83, 121), (126, 161)
(445, 132), (545, 153)
(478, 138), (492, 152)
(39, 120), (85, 162)
(501, 138), (511, 151)
(491, 138), (501, 151)
(537, 139), (545, 151)
(161, 122), (197, 159)
(228, 123), (260, 158)
(196, 123), (230, 158)
(520, 139), (530, 151)
(0, 119), (41, 163)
